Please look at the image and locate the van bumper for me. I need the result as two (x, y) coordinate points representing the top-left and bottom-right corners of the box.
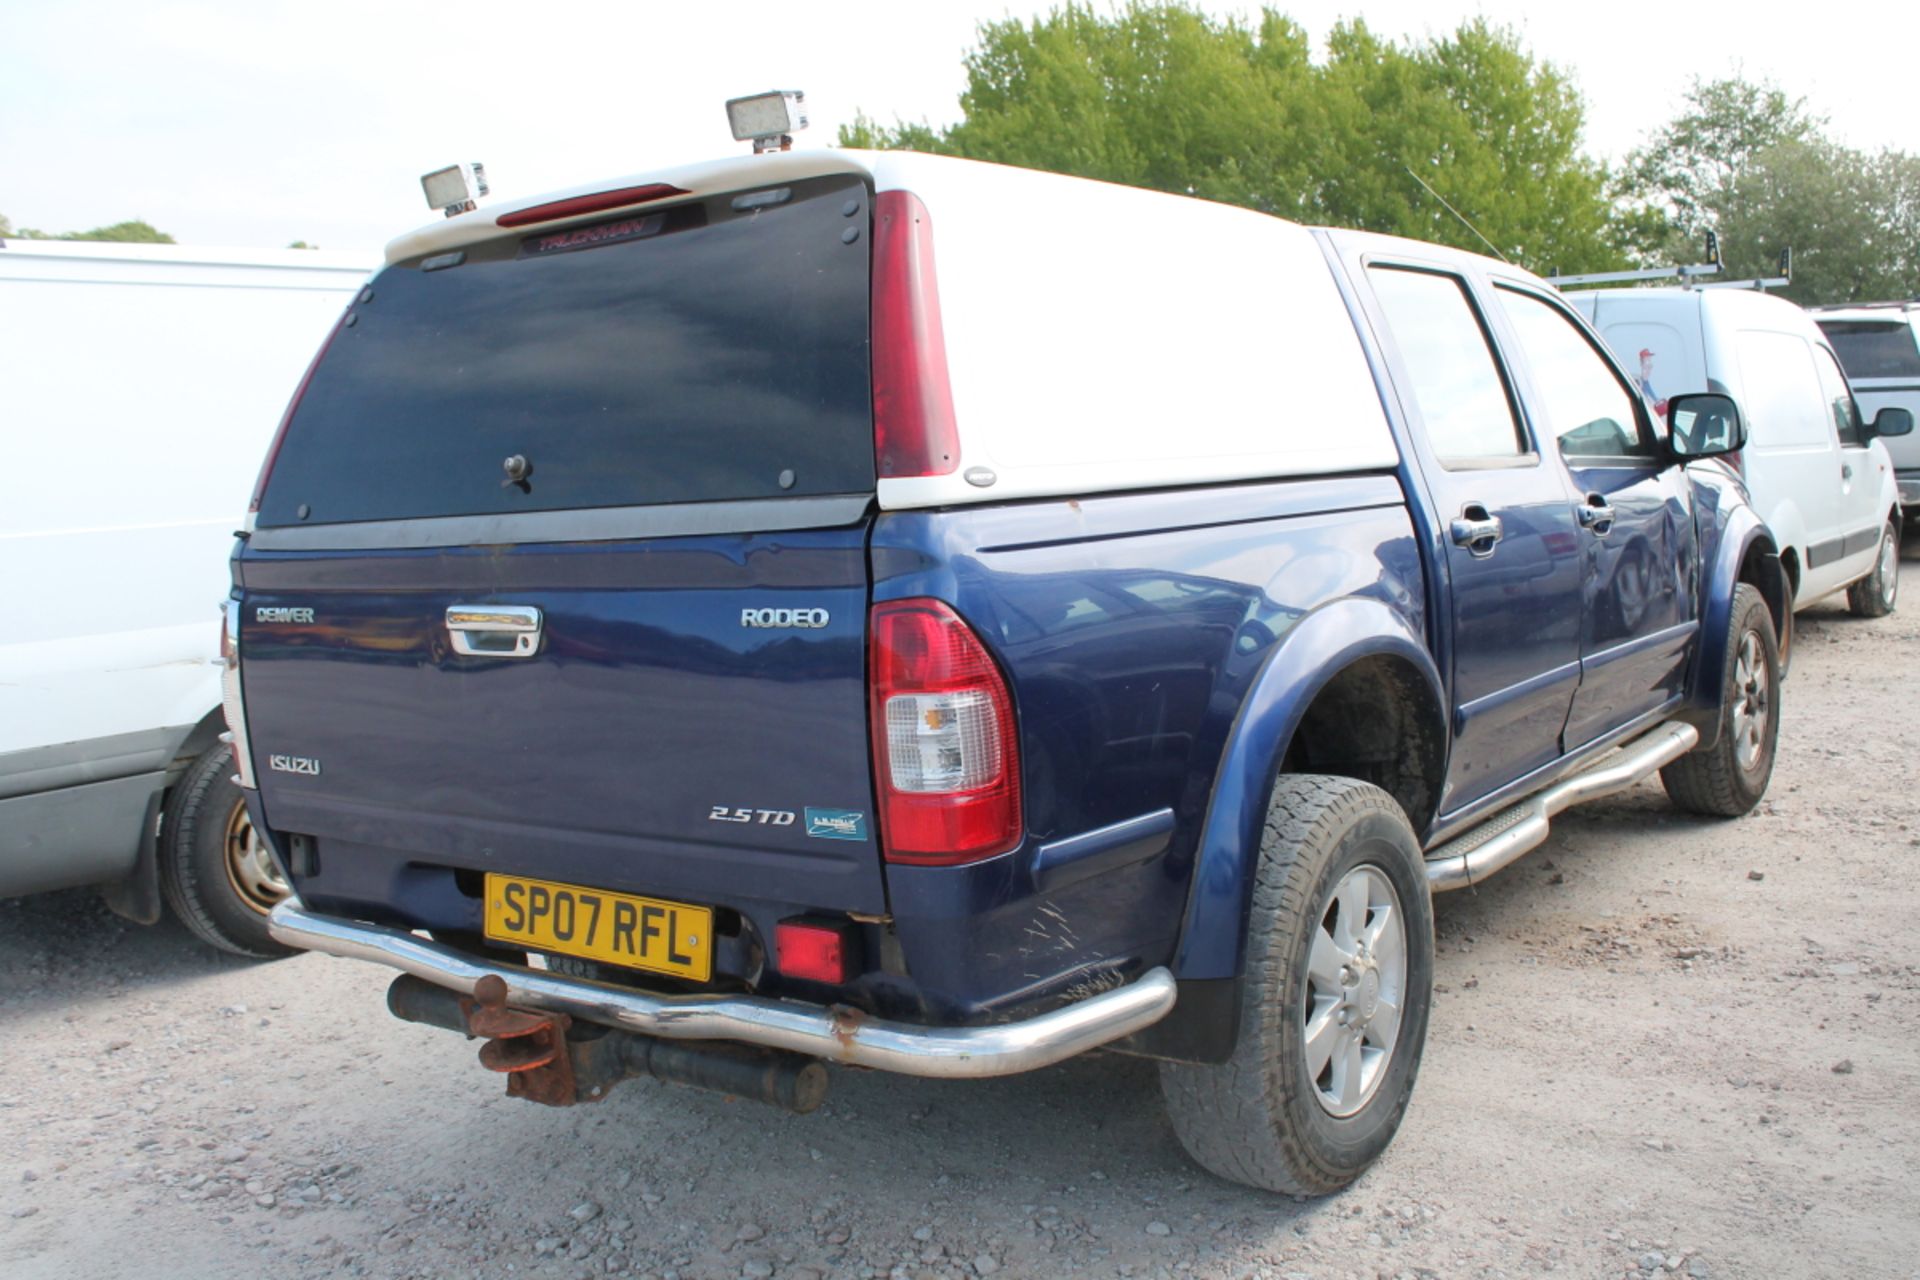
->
(268, 901), (1176, 1078)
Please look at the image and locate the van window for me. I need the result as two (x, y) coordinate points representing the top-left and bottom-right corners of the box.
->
(1598, 321), (1694, 424)
(1493, 287), (1649, 459)
(1734, 331), (1828, 449)
(254, 174), (874, 528)
(1812, 346), (1865, 447)
(1366, 267), (1526, 464)
(1818, 320), (1920, 379)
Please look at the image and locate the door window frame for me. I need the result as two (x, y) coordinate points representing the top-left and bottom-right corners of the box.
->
(1811, 341), (1869, 450)
(1357, 255), (1543, 474)
(1487, 281), (1664, 466)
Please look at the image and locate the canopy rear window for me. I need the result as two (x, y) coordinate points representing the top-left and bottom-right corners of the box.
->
(256, 174), (872, 528)
(1817, 319), (1920, 380)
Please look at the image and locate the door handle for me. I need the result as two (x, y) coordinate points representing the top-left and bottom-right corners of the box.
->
(1577, 494), (1615, 536)
(446, 605), (543, 657)
(1450, 504), (1504, 558)
(1841, 463), (1853, 481)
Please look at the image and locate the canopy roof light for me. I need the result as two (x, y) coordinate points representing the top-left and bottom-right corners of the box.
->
(726, 90), (808, 154)
(422, 162), (489, 219)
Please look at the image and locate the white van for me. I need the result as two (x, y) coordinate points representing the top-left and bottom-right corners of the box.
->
(1567, 287), (1909, 627)
(1, 239), (375, 953)
(1810, 301), (1920, 521)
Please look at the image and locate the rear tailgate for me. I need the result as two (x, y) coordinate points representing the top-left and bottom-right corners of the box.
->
(238, 171), (888, 924)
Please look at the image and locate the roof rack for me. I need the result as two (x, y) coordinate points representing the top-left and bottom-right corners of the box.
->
(1807, 298), (1920, 313)
(1548, 233), (1793, 293)
(1548, 232), (1722, 288)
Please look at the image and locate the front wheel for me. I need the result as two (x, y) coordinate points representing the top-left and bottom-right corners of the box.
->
(159, 746), (295, 958)
(1159, 776), (1433, 1195)
(1661, 583), (1780, 817)
(1846, 521), (1900, 618)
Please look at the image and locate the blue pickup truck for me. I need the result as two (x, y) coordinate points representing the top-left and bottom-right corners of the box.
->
(232, 151), (1786, 1194)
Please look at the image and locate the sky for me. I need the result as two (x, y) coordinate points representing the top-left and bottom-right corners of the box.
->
(2, 0), (1912, 252)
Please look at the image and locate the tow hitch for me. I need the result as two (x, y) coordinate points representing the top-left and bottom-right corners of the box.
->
(386, 974), (829, 1113)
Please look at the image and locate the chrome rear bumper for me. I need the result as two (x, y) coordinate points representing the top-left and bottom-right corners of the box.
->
(268, 901), (1176, 1079)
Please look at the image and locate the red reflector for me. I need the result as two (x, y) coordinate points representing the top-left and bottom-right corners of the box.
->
(871, 190), (960, 478)
(869, 599), (1022, 865)
(775, 921), (850, 984)
(495, 183), (689, 229)
(249, 304), (351, 514)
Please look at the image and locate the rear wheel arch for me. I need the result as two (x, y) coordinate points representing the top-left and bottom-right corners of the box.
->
(1173, 600), (1446, 983)
(1277, 653), (1448, 838)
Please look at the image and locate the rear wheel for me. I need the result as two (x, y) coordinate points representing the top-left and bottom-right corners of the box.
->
(159, 746), (294, 958)
(1662, 583), (1779, 817)
(1159, 775), (1433, 1195)
(1846, 521), (1900, 618)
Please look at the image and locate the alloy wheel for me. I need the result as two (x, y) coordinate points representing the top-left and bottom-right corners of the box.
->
(1302, 864), (1408, 1117)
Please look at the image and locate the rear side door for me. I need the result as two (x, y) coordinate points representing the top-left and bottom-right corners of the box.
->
(1355, 260), (1585, 813)
(1488, 285), (1699, 748)
(1812, 342), (1890, 573)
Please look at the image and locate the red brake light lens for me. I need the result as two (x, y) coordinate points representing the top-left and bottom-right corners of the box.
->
(869, 599), (1022, 865)
(495, 183), (689, 229)
(871, 190), (960, 479)
(249, 303), (350, 515)
(774, 920), (853, 984)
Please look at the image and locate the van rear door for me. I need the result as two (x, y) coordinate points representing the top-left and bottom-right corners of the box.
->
(236, 172), (890, 920)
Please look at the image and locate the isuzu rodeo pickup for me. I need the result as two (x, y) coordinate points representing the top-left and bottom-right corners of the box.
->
(230, 148), (1786, 1193)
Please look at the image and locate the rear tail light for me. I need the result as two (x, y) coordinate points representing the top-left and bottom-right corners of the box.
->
(220, 600), (258, 789)
(871, 190), (960, 479)
(249, 304), (350, 516)
(869, 599), (1021, 864)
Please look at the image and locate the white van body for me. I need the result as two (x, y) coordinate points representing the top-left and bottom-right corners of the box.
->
(1566, 287), (1901, 609)
(0, 240), (376, 901)
(1810, 302), (1920, 514)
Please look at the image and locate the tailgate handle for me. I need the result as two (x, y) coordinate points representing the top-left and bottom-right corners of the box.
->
(447, 605), (543, 658)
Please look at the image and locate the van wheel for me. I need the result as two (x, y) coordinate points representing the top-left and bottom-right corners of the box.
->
(1159, 776), (1432, 1195)
(1846, 521), (1899, 618)
(1662, 583), (1779, 817)
(159, 746), (294, 958)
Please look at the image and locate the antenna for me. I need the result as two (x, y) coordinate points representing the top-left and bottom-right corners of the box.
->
(1402, 164), (1511, 263)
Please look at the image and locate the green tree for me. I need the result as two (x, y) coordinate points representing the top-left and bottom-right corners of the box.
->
(842, 3), (1618, 271)
(0, 215), (174, 243)
(1613, 75), (1919, 301)
(1715, 139), (1920, 303)
(1615, 76), (1816, 252)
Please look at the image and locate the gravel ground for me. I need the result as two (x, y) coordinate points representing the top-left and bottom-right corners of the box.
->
(3, 555), (1917, 1280)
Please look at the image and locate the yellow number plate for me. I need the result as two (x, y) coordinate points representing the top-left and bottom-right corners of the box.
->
(484, 873), (713, 982)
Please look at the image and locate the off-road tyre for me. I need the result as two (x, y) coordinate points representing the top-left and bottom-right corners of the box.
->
(159, 747), (293, 958)
(1845, 520), (1899, 618)
(1159, 775), (1433, 1195)
(1661, 583), (1780, 817)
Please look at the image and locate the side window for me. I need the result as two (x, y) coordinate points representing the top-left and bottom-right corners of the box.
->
(1812, 345), (1866, 448)
(1493, 287), (1651, 459)
(1366, 266), (1527, 465)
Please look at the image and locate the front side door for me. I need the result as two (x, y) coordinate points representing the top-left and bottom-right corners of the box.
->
(1812, 342), (1890, 578)
(1489, 284), (1699, 749)
(1359, 262), (1586, 813)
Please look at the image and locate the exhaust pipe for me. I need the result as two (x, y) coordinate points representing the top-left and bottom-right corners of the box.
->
(386, 974), (829, 1113)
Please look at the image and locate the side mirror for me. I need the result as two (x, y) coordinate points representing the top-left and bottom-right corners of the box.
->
(1871, 406), (1914, 438)
(1667, 393), (1748, 459)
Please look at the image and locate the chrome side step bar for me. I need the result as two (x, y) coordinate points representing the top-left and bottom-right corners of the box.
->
(1425, 720), (1699, 892)
(267, 902), (1176, 1079)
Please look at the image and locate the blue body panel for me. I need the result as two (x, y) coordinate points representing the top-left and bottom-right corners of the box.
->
(870, 475), (1425, 1012)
